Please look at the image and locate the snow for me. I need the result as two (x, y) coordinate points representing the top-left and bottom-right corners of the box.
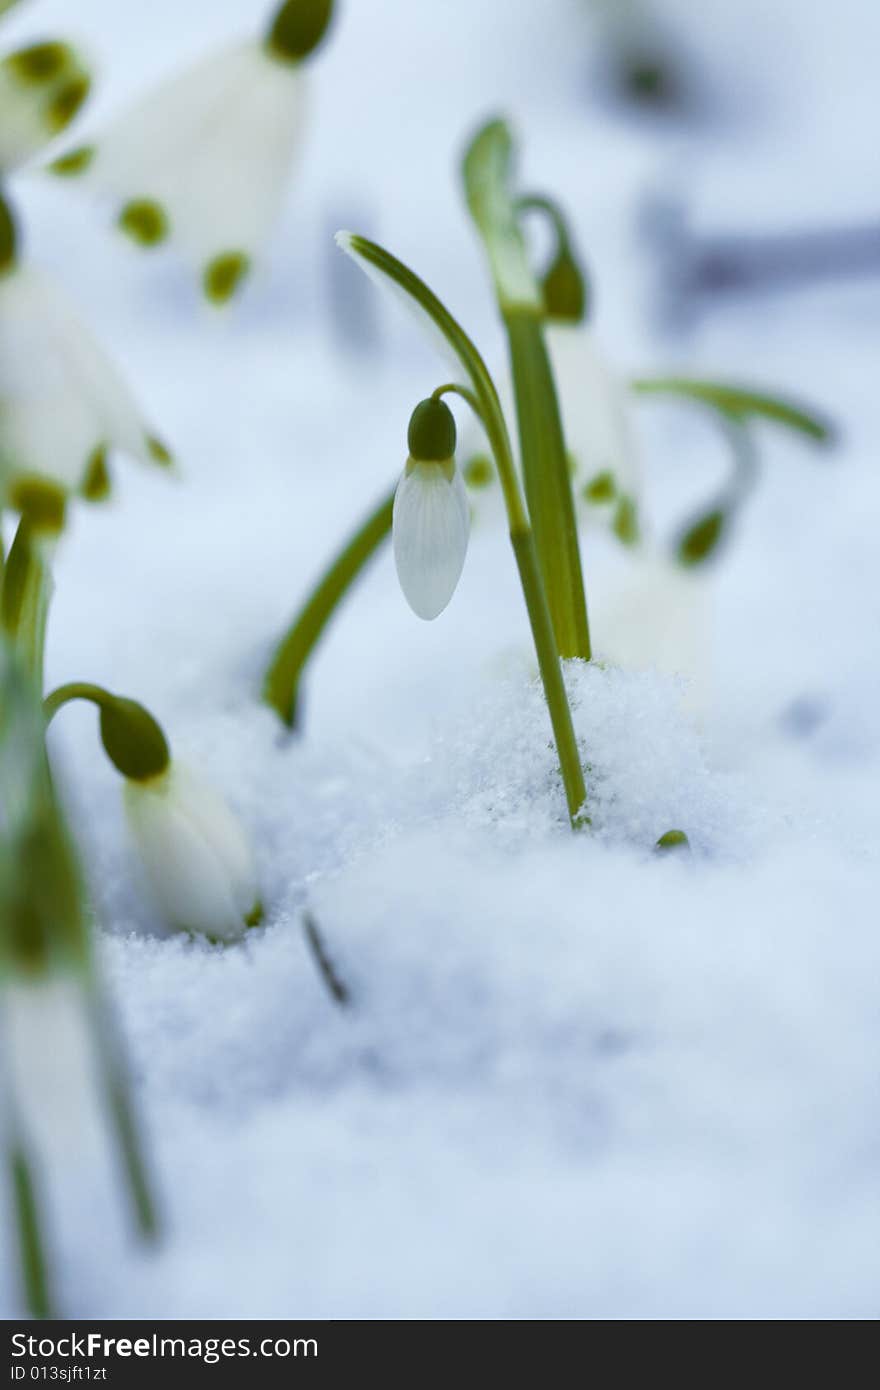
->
(2, 0), (880, 1319)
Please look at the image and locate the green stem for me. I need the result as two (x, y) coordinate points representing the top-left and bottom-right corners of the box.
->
(9, 1142), (54, 1319)
(505, 311), (591, 659)
(263, 490), (395, 728)
(86, 984), (159, 1239)
(1, 521), (53, 690)
(440, 381), (588, 822)
(432, 382), (483, 417)
(510, 531), (588, 823)
(516, 194), (571, 250)
(43, 681), (113, 723)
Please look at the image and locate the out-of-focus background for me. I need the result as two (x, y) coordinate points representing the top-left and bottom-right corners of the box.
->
(2, 0), (879, 1319)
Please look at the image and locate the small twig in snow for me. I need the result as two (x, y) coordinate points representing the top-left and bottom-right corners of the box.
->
(302, 911), (350, 1008)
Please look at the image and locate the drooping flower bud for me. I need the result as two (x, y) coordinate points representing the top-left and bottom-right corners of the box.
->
(97, 696), (170, 782)
(541, 242), (588, 324)
(42, 684), (262, 942)
(123, 764), (263, 942)
(392, 398), (470, 621)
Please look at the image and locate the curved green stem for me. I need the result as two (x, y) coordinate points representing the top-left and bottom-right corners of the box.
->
(9, 1142), (53, 1319)
(516, 194), (572, 251)
(516, 195), (589, 323)
(263, 489), (395, 729)
(43, 681), (111, 724)
(43, 682), (169, 780)
(431, 381), (484, 419)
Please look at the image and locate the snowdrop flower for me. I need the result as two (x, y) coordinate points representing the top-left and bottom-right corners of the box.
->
(393, 397), (470, 620)
(0, 191), (170, 519)
(0, 39), (90, 173)
(50, 0), (335, 303)
(0, 976), (105, 1167)
(459, 315), (640, 543)
(594, 546), (710, 715)
(545, 322), (640, 519)
(42, 682), (264, 941)
(124, 764), (263, 943)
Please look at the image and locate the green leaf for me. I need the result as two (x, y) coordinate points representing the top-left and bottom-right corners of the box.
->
(461, 121), (591, 659)
(263, 489), (394, 729)
(655, 829), (690, 853)
(461, 119), (542, 312)
(336, 232), (491, 397)
(631, 376), (834, 444)
(10, 1147), (53, 1318)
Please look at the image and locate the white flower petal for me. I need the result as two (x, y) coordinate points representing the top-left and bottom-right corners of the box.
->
(459, 323), (639, 532)
(75, 41), (305, 297)
(123, 764), (260, 941)
(0, 263), (161, 496)
(0, 975), (104, 1165)
(595, 548), (710, 714)
(393, 460), (470, 620)
(545, 323), (640, 500)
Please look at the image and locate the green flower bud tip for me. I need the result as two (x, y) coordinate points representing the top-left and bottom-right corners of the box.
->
(266, 0), (335, 64)
(145, 434), (174, 468)
(46, 75), (91, 134)
(203, 251), (251, 305)
(655, 829), (690, 853)
(80, 447), (111, 501)
(583, 470), (617, 505)
(118, 199), (169, 248)
(99, 697), (170, 782)
(678, 509), (726, 567)
(0, 191), (18, 274)
(542, 247), (587, 323)
(49, 145), (95, 177)
(5, 41), (71, 85)
(612, 495), (640, 547)
(408, 398), (457, 462)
